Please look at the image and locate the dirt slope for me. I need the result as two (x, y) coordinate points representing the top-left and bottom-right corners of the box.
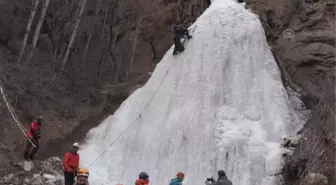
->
(0, 0), (207, 171)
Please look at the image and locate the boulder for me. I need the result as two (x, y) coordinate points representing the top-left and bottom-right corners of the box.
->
(30, 174), (43, 185)
(326, 132), (336, 145)
(281, 134), (303, 148)
(16, 161), (35, 171)
(300, 172), (328, 185)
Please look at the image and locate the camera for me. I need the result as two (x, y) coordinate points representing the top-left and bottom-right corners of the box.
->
(206, 177), (215, 183)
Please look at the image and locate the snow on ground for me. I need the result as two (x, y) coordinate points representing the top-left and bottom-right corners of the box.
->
(78, 0), (307, 185)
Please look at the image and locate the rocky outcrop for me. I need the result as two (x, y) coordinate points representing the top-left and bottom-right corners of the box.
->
(0, 157), (64, 185)
(300, 172), (328, 185)
(245, 0), (335, 184)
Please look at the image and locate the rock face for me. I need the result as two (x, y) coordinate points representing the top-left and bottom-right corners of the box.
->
(0, 157), (64, 185)
(245, 0), (335, 184)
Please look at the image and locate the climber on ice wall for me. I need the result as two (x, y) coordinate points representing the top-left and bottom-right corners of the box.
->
(172, 19), (192, 55)
(24, 116), (42, 160)
(169, 172), (185, 185)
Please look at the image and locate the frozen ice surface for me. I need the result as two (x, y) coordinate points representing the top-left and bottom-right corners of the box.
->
(79, 0), (307, 185)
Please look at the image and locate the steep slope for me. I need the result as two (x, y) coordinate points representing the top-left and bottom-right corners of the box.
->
(78, 1), (308, 185)
(245, 0), (335, 184)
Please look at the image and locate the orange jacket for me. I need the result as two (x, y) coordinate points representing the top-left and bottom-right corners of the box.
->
(135, 179), (149, 185)
(63, 152), (80, 172)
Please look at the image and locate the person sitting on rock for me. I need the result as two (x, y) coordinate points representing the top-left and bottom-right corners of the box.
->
(63, 142), (80, 185)
(24, 116), (42, 160)
(74, 168), (90, 185)
(135, 172), (150, 185)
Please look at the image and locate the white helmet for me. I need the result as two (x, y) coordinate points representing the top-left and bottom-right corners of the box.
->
(72, 142), (80, 148)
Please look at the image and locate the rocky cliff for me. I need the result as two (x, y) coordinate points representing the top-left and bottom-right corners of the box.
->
(246, 0), (335, 184)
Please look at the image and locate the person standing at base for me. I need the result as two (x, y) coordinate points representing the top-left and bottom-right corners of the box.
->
(24, 116), (42, 160)
(63, 143), (80, 185)
(205, 170), (232, 185)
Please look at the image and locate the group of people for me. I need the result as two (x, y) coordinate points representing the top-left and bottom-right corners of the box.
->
(61, 142), (233, 185)
(23, 117), (87, 185)
(24, 117), (232, 185)
(136, 170), (232, 185)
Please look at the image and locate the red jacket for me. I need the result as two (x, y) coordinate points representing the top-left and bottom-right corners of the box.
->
(135, 179), (149, 185)
(27, 120), (41, 139)
(63, 152), (80, 172)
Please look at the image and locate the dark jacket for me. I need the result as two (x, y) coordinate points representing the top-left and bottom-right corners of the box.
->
(172, 23), (186, 39)
(206, 176), (232, 185)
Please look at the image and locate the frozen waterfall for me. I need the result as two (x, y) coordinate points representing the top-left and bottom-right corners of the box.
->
(78, 0), (307, 185)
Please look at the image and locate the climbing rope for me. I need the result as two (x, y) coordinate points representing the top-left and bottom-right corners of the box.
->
(163, 51), (222, 177)
(0, 78), (37, 148)
(164, 4), (245, 176)
(86, 50), (182, 167)
(85, 19), (224, 171)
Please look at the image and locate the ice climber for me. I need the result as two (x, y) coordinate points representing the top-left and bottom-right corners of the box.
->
(24, 116), (42, 160)
(205, 170), (232, 185)
(172, 19), (192, 55)
(135, 172), (150, 185)
(73, 168), (90, 185)
(169, 172), (185, 185)
(63, 142), (80, 185)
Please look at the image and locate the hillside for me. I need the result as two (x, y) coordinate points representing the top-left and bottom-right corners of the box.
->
(0, 0), (208, 168)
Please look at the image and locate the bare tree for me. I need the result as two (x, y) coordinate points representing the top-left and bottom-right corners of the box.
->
(81, 0), (103, 63)
(61, 0), (88, 73)
(18, 0), (40, 63)
(100, 1), (110, 41)
(138, 2), (169, 62)
(99, 0), (131, 65)
(128, 16), (141, 79)
(25, 0), (51, 64)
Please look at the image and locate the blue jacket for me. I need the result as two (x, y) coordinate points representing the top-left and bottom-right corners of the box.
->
(172, 23), (186, 39)
(169, 178), (183, 185)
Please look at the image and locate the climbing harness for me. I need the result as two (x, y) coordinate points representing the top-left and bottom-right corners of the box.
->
(0, 79), (37, 148)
